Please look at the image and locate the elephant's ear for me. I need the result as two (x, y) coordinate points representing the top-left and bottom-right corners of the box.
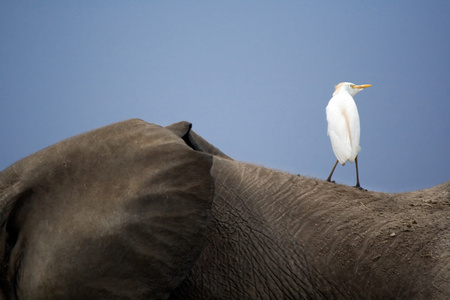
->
(166, 121), (231, 159)
(0, 119), (214, 299)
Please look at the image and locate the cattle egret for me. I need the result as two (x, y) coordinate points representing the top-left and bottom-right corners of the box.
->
(326, 82), (372, 188)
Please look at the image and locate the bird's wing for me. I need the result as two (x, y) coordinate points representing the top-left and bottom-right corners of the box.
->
(327, 101), (352, 164)
(347, 102), (361, 160)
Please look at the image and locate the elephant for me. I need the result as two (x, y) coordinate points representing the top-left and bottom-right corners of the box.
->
(0, 119), (449, 299)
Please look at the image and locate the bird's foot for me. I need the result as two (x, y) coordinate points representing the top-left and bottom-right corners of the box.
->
(353, 185), (366, 191)
(327, 179), (336, 184)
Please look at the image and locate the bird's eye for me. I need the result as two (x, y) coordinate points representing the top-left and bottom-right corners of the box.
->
(350, 84), (355, 89)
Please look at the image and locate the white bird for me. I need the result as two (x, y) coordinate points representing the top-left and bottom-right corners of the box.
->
(326, 82), (372, 188)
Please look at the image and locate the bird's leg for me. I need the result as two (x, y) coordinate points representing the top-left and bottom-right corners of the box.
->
(354, 156), (364, 190)
(326, 160), (339, 183)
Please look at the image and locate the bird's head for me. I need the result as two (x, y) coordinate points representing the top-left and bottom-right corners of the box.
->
(333, 82), (372, 97)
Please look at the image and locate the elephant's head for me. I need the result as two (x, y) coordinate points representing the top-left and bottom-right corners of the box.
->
(0, 119), (218, 299)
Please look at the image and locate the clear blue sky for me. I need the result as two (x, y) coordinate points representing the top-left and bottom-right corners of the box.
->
(1, 1), (449, 193)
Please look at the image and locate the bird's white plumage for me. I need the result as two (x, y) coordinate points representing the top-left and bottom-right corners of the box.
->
(326, 82), (369, 165)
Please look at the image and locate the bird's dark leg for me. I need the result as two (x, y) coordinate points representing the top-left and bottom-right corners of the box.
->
(326, 160), (339, 183)
(354, 156), (363, 190)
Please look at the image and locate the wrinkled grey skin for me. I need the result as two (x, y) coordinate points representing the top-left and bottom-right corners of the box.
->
(1, 119), (449, 299)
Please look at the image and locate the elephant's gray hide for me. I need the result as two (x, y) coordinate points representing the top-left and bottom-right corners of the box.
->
(1, 119), (449, 300)
(172, 157), (450, 299)
(0, 119), (214, 299)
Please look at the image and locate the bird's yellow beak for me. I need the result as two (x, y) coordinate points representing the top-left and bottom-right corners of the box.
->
(355, 84), (372, 89)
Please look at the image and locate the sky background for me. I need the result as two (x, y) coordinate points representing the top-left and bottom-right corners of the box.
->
(1, 1), (449, 193)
